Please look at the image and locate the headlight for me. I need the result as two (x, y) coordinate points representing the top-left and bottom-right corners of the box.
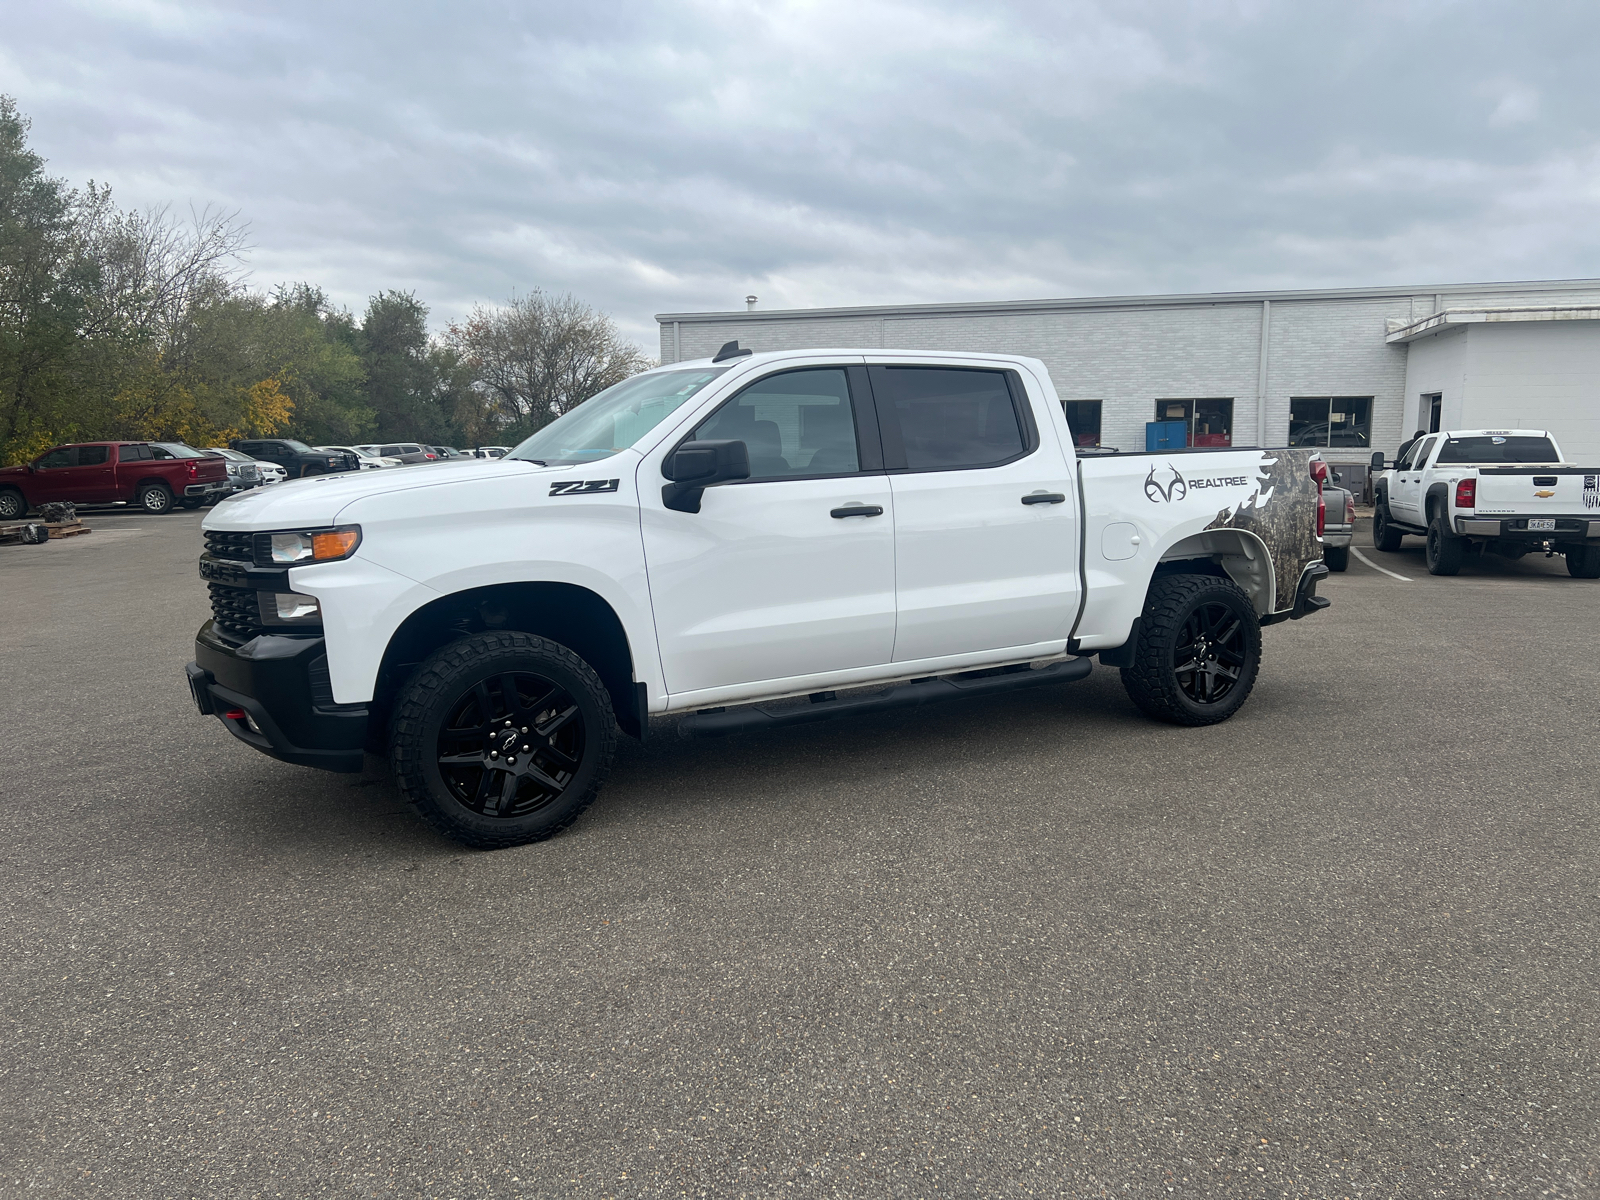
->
(260, 526), (361, 565)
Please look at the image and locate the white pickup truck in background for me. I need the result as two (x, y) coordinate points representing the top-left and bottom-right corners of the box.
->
(1371, 429), (1600, 577)
(186, 345), (1331, 848)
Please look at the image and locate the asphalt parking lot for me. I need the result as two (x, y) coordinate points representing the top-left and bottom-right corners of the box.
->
(3, 510), (1599, 1199)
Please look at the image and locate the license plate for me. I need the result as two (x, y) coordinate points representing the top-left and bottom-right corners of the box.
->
(1528, 518), (1556, 532)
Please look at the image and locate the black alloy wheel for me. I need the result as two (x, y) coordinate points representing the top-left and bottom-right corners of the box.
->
(437, 672), (586, 819)
(1173, 600), (1248, 705)
(1372, 502), (1403, 552)
(391, 631), (618, 848)
(1120, 573), (1262, 726)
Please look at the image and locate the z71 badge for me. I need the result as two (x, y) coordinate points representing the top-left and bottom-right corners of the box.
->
(549, 479), (620, 496)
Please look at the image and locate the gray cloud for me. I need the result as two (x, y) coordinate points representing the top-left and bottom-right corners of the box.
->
(6, 0), (1599, 348)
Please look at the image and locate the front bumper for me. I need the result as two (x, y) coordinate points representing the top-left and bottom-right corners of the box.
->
(1457, 516), (1600, 540)
(187, 620), (368, 773)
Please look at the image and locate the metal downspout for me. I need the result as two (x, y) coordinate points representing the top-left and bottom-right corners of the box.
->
(1256, 300), (1271, 446)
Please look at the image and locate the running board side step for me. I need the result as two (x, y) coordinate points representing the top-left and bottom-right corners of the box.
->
(676, 657), (1095, 739)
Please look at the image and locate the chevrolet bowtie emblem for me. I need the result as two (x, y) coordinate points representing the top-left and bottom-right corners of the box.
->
(1535, 489), (1555, 498)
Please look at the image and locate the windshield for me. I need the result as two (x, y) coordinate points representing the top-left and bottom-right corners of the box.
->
(507, 367), (730, 465)
(1436, 435), (1559, 464)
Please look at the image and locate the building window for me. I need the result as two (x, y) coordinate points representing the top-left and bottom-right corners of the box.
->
(1061, 400), (1102, 447)
(1154, 399), (1233, 447)
(1289, 397), (1372, 448)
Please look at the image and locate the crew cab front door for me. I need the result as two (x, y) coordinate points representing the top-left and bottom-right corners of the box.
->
(866, 361), (1081, 662)
(1392, 435), (1434, 524)
(639, 362), (897, 700)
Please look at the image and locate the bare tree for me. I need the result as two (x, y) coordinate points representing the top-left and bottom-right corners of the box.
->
(447, 291), (651, 434)
(75, 198), (250, 352)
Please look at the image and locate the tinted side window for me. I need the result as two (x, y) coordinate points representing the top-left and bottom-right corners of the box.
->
(77, 445), (109, 466)
(121, 444), (152, 461)
(36, 447), (75, 468)
(381, 446), (403, 457)
(690, 368), (860, 480)
(871, 367), (1027, 471)
(1412, 437), (1438, 468)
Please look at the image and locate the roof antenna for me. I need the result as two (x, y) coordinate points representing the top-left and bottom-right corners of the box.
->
(712, 340), (753, 363)
(746, 295), (758, 310)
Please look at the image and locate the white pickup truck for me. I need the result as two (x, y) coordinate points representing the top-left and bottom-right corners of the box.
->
(1371, 429), (1600, 577)
(185, 346), (1331, 848)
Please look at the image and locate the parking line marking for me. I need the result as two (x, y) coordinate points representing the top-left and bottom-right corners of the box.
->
(1351, 547), (1412, 581)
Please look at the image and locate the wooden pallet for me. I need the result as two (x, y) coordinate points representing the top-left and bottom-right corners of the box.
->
(0, 520), (93, 544)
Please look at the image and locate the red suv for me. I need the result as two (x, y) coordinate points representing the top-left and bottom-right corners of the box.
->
(0, 441), (230, 518)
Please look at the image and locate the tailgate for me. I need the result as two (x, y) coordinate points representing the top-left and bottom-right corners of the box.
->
(1474, 466), (1596, 515)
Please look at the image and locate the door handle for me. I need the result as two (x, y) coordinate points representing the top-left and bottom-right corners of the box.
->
(1021, 492), (1066, 505)
(830, 505), (884, 518)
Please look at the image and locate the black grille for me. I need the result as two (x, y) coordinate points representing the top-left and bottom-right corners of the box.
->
(205, 530), (256, 563)
(208, 582), (263, 639)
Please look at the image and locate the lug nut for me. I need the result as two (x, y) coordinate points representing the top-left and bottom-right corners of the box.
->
(520, 727), (528, 734)
(490, 751), (498, 759)
(507, 756), (516, 764)
(521, 745), (530, 752)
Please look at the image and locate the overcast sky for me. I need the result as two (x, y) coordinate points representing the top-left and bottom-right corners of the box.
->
(6, 0), (1599, 348)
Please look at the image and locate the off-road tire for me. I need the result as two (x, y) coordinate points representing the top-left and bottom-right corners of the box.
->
(1372, 500), (1403, 552)
(1324, 544), (1349, 572)
(1119, 573), (1262, 727)
(1426, 517), (1463, 576)
(0, 489), (25, 521)
(138, 483), (174, 514)
(390, 631), (619, 849)
(1566, 544), (1600, 579)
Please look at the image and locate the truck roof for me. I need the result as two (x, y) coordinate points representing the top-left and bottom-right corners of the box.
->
(666, 347), (1047, 370)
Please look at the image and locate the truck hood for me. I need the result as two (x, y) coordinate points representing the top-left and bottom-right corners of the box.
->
(202, 457), (558, 530)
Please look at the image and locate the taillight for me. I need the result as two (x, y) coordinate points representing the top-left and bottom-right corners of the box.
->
(1345, 494), (1356, 521)
(186, 460), (197, 479)
(1317, 494), (1326, 537)
(1455, 478), (1476, 509)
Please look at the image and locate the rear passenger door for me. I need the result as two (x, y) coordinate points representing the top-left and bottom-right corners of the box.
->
(867, 361), (1081, 662)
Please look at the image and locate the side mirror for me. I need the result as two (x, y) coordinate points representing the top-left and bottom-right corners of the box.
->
(662, 440), (750, 513)
(1370, 451), (1385, 471)
(1331, 470), (1342, 483)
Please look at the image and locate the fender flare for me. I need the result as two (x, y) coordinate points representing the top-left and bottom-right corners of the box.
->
(1158, 527), (1276, 616)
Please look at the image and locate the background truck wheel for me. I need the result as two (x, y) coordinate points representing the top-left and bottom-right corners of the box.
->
(1323, 545), (1349, 572)
(1119, 573), (1262, 727)
(1426, 517), (1463, 575)
(390, 631), (619, 849)
(0, 489), (25, 520)
(1566, 544), (1600, 578)
(1372, 502), (1403, 552)
(138, 483), (174, 514)
(181, 497), (205, 510)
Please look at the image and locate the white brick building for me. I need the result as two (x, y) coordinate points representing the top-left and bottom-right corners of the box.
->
(657, 279), (1600, 470)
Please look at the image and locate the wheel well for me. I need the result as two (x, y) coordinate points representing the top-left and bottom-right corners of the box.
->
(372, 583), (643, 743)
(1157, 528), (1275, 615)
(134, 477), (173, 493)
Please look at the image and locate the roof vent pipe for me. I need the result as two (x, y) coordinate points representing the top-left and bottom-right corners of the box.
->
(746, 295), (758, 310)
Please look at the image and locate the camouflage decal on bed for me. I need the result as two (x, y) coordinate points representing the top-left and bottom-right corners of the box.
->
(1204, 448), (1322, 612)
